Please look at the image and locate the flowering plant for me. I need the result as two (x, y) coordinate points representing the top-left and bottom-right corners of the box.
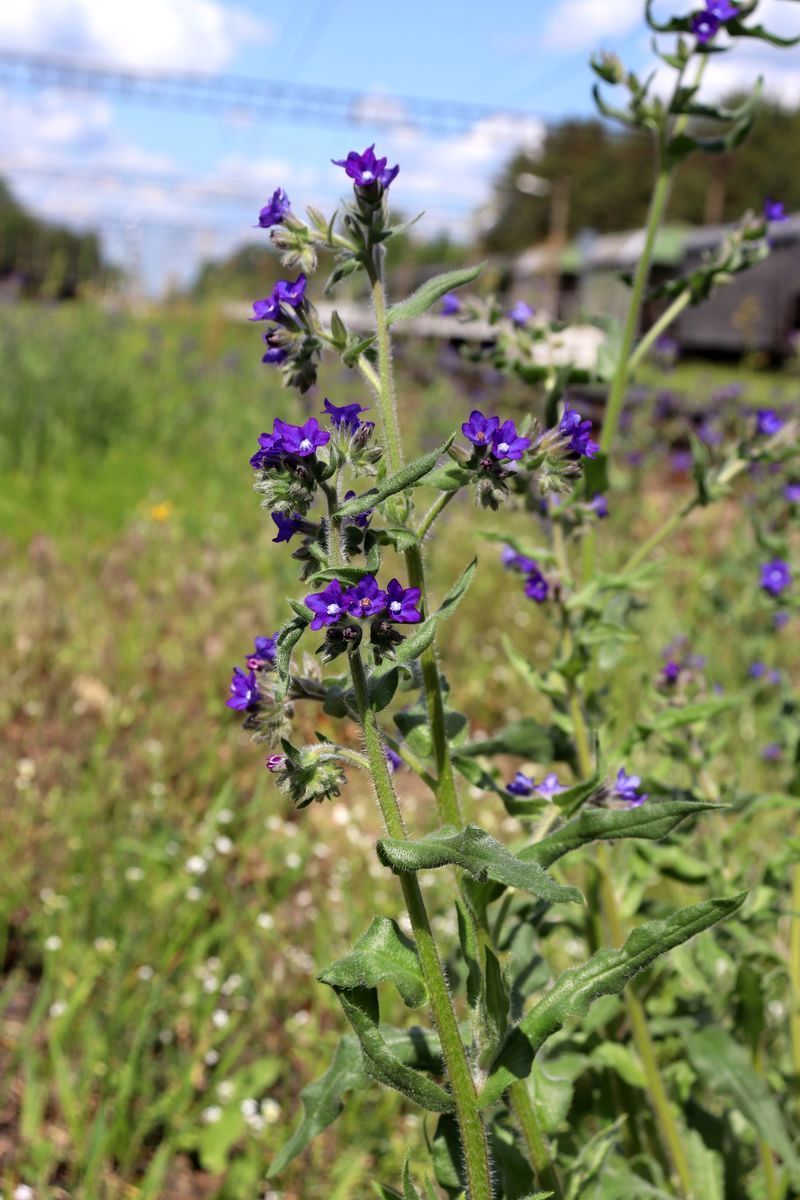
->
(223, 4), (798, 1196)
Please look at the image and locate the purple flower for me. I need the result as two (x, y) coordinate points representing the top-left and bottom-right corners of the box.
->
(385, 578), (422, 624)
(342, 491), (372, 529)
(760, 559), (791, 596)
(671, 449), (693, 473)
(756, 408), (784, 436)
(707, 0), (738, 19)
(775, 609), (791, 630)
(764, 197), (788, 223)
(507, 771), (535, 797)
(768, 668), (782, 685)
(502, 547), (539, 574)
(385, 747), (403, 773)
(762, 742), (783, 762)
(662, 661), (681, 685)
(441, 292), (462, 316)
(344, 575), (388, 620)
(271, 511), (304, 543)
(226, 666), (260, 711)
(462, 409), (499, 447)
(589, 494), (609, 518)
(524, 570), (549, 604)
(785, 483), (800, 504)
(266, 754), (286, 772)
(250, 427), (284, 470)
(748, 661), (766, 679)
(257, 187), (290, 228)
(492, 420), (531, 462)
(247, 634), (278, 669)
(613, 767), (648, 808)
(305, 580), (349, 630)
(535, 773), (565, 799)
(692, 11), (720, 42)
(323, 398), (369, 432)
(251, 274), (307, 322)
(276, 417), (330, 458)
(262, 330), (288, 365)
(332, 145), (399, 190)
(509, 300), (535, 326)
(560, 404), (598, 459)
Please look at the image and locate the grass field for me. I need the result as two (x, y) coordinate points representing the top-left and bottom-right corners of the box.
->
(1, 302), (798, 1199)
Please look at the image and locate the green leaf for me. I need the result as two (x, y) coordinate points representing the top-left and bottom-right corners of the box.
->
(633, 696), (738, 736)
(402, 1160), (422, 1200)
(686, 1027), (800, 1179)
(394, 559), (477, 666)
(482, 893), (746, 1106)
(305, 566), (373, 587)
(268, 1037), (364, 1176)
(431, 1114), (465, 1196)
(319, 919), (452, 1114)
(275, 618), (307, 692)
(458, 718), (553, 762)
(482, 946), (510, 1053)
(377, 825), (583, 906)
(424, 463), (474, 492)
(369, 666), (399, 713)
(386, 263), (485, 326)
(455, 899), (482, 1009)
(336, 437), (455, 518)
(684, 1131), (724, 1200)
(521, 800), (721, 869)
(318, 917), (426, 1008)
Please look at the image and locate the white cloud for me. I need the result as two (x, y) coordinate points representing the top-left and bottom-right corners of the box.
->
(0, 0), (271, 71)
(542, 0), (643, 50)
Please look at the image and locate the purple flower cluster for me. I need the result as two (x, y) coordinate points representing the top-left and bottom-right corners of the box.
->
(441, 292), (462, 316)
(559, 404), (599, 459)
(227, 634), (278, 711)
(785, 483), (800, 504)
(692, 0), (738, 43)
(749, 662), (782, 685)
(760, 559), (791, 597)
(333, 145), (399, 192)
(764, 198), (788, 223)
(257, 187), (291, 229)
(755, 408), (784, 436)
(251, 275), (307, 324)
(502, 546), (550, 604)
(613, 768), (648, 809)
(250, 417), (330, 470)
(462, 410), (531, 462)
(507, 771), (565, 799)
(509, 300), (535, 326)
(304, 576), (421, 631)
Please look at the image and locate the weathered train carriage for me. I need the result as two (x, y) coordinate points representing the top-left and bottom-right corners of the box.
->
(671, 215), (800, 356)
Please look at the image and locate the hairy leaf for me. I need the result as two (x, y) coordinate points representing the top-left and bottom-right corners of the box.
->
(458, 717), (554, 762)
(336, 437), (455, 519)
(377, 825), (583, 906)
(386, 263), (485, 325)
(318, 917), (426, 1008)
(521, 800), (721, 869)
(481, 893), (746, 1105)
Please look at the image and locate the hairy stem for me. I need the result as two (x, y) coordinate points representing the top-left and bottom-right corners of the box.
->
(509, 1079), (564, 1199)
(348, 650), (493, 1199)
(626, 290), (692, 377)
(416, 489), (457, 542)
(371, 275), (404, 475)
(790, 863), (800, 1083)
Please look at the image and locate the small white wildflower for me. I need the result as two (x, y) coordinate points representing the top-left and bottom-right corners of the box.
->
(16, 758), (36, 779)
(211, 1009), (229, 1029)
(256, 912), (274, 930)
(15, 1186), (36, 1200)
(261, 1097), (281, 1124)
(291, 1009), (311, 1028)
(94, 937), (116, 953)
(137, 965), (154, 981)
(214, 835), (234, 855)
(331, 803), (349, 826)
(221, 973), (242, 995)
(265, 815), (283, 832)
(204, 1049), (220, 1066)
(217, 1079), (235, 1100)
(143, 738), (163, 756)
(49, 1000), (67, 1018)
(44, 935), (62, 951)
(217, 808), (234, 824)
(185, 855), (207, 876)
(150, 781), (166, 798)
(313, 843), (330, 859)
(206, 957), (222, 973)
(768, 1000), (786, 1020)
(284, 852), (301, 870)
(185, 886), (203, 901)
(125, 866), (144, 883)
(240, 1098), (259, 1118)
(203, 977), (219, 994)
(246, 1113), (265, 1133)
(201, 1105), (222, 1125)
(295, 889), (312, 908)
(158, 1029), (174, 1044)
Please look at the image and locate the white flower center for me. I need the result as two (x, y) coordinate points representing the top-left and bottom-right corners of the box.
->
(299, 438), (312, 453)
(326, 603), (340, 616)
(497, 442), (509, 454)
(390, 600), (402, 614)
(362, 170), (374, 182)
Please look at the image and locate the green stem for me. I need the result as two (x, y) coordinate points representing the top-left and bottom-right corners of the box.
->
(753, 1043), (781, 1200)
(347, 649), (493, 1199)
(622, 504), (694, 575)
(509, 1080), (564, 1199)
(405, 542), (462, 825)
(415, 489), (456, 542)
(626, 290), (692, 376)
(323, 478), (344, 569)
(371, 275), (404, 475)
(790, 863), (800, 1082)
(600, 168), (673, 457)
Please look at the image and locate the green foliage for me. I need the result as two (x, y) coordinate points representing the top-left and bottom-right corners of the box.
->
(336, 436), (455, 518)
(385, 263), (485, 325)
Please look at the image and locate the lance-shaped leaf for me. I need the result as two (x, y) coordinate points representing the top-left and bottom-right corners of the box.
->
(521, 800), (722, 870)
(336, 437), (455, 519)
(270, 1026), (443, 1176)
(393, 558), (477, 666)
(377, 825), (583, 906)
(319, 919), (453, 1114)
(458, 717), (554, 762)
(275, 617), (307, 694)
(386, 263), (485, 326)
(687, 1027), (800, 1180)
(481, 893), (746, 1106)
(318, 917), (426, 1008)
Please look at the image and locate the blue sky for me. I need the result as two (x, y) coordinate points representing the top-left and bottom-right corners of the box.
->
(0, 0), (796, 289)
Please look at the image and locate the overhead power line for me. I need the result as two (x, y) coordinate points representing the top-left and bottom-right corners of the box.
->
(0, 47), (545, 136)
